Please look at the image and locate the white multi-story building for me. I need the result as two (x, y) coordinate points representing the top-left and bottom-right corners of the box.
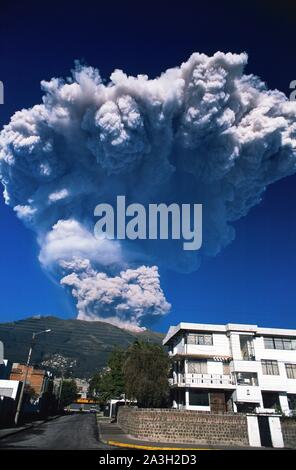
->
(163, 322), (296, 415)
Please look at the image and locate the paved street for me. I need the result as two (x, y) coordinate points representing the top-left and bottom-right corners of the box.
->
(0, 413), (111, 450)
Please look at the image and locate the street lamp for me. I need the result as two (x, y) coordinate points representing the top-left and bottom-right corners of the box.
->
(14, 329), (52, 425)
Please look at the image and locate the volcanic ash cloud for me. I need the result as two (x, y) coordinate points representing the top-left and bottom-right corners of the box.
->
(0, 52), (296, 328)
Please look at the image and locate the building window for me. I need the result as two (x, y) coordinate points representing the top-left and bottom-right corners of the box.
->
(263, 337), (274, 349)
(262, 392), (281, 410)
(264, 337), (296, 350)
(187, 333), (213, 345)
(187, 360), (207, 374)
(189, 390), (209, 406)
(240, 335), (255, 360)
(236, 372), (258, 386)
(288, 394), (296, 411)
(285, 363), (296, 379)
(261, 360), (279, 375)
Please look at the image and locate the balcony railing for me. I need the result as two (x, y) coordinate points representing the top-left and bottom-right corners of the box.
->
(170, 373), (235, 386)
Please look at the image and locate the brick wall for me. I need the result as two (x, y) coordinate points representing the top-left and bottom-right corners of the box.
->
(280, 417), (296, 449)
(10, 364), (46, 395)
(117, 407), (249, 446)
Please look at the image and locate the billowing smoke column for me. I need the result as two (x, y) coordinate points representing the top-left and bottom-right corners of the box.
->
(0, 52), (296, 329)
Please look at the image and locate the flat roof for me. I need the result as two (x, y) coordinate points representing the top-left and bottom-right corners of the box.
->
(162, 322), (296, 344)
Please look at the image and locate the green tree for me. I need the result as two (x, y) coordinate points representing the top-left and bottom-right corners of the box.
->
(24, 384), (38, 400)
(89, 348), (125, 403)
(60, 379), (79, 407)
(123, 341), (170, 408)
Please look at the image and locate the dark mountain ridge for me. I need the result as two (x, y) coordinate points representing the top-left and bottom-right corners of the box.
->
(0, 316), (164, 378)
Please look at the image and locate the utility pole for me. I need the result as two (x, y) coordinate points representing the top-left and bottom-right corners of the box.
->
(57, 369), (64, 410)
(14, 329), (51, 425)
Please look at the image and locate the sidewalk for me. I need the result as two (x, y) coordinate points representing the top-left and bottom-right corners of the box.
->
(0, 415), (61, 440)
(97, 419), (220, 450)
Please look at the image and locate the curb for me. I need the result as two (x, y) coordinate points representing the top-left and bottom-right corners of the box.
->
(100, 438), (210, 450)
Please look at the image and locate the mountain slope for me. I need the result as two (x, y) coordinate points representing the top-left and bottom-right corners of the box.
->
(0, 316), (164, 378)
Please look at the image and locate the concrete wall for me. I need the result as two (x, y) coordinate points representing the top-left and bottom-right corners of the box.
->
(281, 417), (296, 448)
(0, 379), (21, 400)
(118, 407), (249, 446)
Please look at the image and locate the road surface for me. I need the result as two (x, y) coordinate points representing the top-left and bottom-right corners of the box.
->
(0, 413), (111, 450)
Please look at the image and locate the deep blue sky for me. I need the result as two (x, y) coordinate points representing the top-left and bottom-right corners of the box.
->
(0, 0), (295, 331)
